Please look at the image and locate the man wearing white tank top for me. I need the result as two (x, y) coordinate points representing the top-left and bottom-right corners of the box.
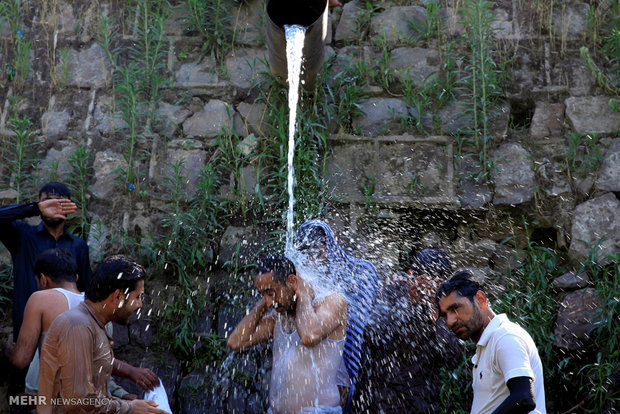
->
(3, 248), (159, 398)
(228, 255), (348, 414)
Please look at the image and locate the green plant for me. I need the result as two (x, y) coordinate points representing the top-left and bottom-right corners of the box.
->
(130, 0), (170, 125)
(6, 116), (39, 202)
(576, 248), (620, 412)
(13, 30), (30, 90)
(67, 145), (93, 240)
(115, 65), (143, 191)
(407, 173), (427, 196)
(564, 132), (603, 175)
(252, 65), (330, 230)
(580, 46), (618, 94)
(438, 343), (474, 413)
(409, 0), (440, 43)
(0, 0), (24, 38)
(459, 0), (503, 178)
(362, 174), (377, 215)
(373, 31), (395, 92)
(182, 0), (233, 64)
(322, 57), (370, 132)
(55, 47), (71, 90)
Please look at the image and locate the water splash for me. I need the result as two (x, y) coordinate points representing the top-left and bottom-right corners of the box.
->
(284, 24), (306, 255)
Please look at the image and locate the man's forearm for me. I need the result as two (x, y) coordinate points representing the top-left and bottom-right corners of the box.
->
(294, 293), (323, 347)
(0, 202), (39, 221)
(491, 377), (536, 414)
(227, 299), (269, 350)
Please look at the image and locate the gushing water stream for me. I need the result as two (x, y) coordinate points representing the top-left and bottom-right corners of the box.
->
(284, 24), (306, 256)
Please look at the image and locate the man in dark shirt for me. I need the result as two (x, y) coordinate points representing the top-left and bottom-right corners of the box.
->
(0, 182), (92, 340)
(353, 248), (463, 413)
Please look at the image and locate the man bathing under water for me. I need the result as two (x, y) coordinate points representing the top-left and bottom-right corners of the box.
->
(228, 255), (348, 413)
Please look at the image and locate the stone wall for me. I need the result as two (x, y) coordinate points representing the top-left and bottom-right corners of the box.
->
(0, 0), (618, 412)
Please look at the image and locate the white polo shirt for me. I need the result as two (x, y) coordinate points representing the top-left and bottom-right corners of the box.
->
(470, 314), (546, 414)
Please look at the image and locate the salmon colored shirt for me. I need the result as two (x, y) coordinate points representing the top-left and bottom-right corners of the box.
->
(37, 301), (133, 414)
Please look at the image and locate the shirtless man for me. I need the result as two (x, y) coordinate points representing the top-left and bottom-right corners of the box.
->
(228, 255), (348, 413)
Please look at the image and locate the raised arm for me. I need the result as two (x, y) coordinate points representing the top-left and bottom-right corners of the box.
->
(294, 278), (347, 348)
(227, 297), (275, 351)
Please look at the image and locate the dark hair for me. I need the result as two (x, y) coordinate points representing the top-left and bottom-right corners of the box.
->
(256, 254), (296, 284)
(39, 182), (71, 199)
(295, 225), (326, 250)
(409, 247), (452, 279)
(34, 248), (77, 283)
(86, 255), (145, 302)
(435, 270), (482, 308)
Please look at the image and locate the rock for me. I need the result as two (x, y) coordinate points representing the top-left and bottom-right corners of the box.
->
(129, 308), (154, 347)
(156, 102), (192, 139)
(164, 4), (189, 36)
(489, 244), (524, 274)
(491, 143), (535, 205)
(370, 6), (427, 45)
(457, 157), (493, 209)
(94, 95), (127, 134)
(491, 8), (514, 40)
(552, 2), (590, 40)
(390, 47), (439, 87)
(536, 158), (572, 196)
(163, 149), (207, 195)
(65, 44), (111, 89)
(175, 61), (219, 88)
(596, 138), (620, 192)
(183, 99), (235, 139)
(42, 0), (76, 35)
(225, 48), (268, 91)
(217, 305), (246, 339)
(334, 0), (362, 43)
(530, 102), (565, 139)
(226, 384), (249, 414)
(236, 102), (268, 136)
(452, 238), (497, 268)
(565, 96), (620, 135)
(41, 110), (71, 138)
(569, 193), (620, 263)
(554, 287), (600, 350)
(179, 370), (219, 414)
(91, 150), (125, 199)
(39, 144), (77, 181)
(245, 393), (265, 414)
(552, 271), (590, 290)
(352, 97), (408, 136)
(0, 189), (18, 203)
(218, 226), (266, 266)
(111, 322), (130, 348)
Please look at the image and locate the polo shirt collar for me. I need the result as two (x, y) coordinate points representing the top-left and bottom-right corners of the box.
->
(476, 313), (508, 347)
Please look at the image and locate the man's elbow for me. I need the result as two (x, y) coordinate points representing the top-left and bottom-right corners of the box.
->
(9, 353), (31, 370)
(518, 396), (536, 412)
(227, 336), (241, 351)
(299, 334), (320, 348)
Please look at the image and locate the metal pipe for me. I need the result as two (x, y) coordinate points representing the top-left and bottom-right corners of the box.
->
(265, 0), (328, 87)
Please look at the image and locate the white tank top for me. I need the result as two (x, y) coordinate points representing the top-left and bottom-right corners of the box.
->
(25, 288), (85, 393)
(270, 311), (345, 413)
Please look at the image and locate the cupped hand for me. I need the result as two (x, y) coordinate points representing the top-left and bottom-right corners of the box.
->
(129, 366), (160, 391)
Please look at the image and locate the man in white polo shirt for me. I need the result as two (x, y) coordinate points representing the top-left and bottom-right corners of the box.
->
(436, 270), (546, 414)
